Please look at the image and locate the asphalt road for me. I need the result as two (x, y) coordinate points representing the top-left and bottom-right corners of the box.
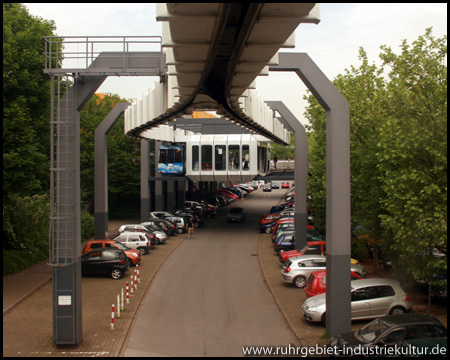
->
(123, 187), (299, 357)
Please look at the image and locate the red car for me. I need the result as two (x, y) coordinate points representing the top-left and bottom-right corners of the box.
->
(83, 239), (142, 267)
(279, 240), (327, 263)
(259, 213), (283, 226)
(281, 182), (290, 189)
(215, 189), (238, 201)
(304, 270), (363, 298)
(272, 218), (295, 233)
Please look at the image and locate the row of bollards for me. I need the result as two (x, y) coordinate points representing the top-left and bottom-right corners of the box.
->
(111, 264), (141, 330)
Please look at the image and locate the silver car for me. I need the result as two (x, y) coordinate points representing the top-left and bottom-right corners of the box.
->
(302, 278), (412, 325)
(281, 255), (366, 288)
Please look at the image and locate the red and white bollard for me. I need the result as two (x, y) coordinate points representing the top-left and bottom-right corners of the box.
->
(134, 270), (138, 290)
(121, 288), (124, 311)
(130, 275), (134, 296)
(136, 264), (141, 283)
(126, 282), (130, 303)
(111, 304), (115, 330)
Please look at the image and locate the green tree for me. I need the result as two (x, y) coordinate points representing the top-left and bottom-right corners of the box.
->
(304, 29), (447, 283)
(3, 3), (58, 197)
(377, 28), (447, 284)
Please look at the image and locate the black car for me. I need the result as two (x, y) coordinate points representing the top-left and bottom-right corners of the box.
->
(81, 248), (129, 280)
(327, 314), (447, 357)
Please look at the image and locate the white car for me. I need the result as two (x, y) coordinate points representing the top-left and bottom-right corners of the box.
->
(281, 255), (366, 288)
(113, 231), (151, 255)
(119, 224), (167, 244)
(302, 278), (412, 325)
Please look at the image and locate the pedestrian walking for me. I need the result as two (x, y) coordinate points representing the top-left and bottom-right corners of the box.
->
(187, 216), (194, 239)
(273, 154), (278, 169)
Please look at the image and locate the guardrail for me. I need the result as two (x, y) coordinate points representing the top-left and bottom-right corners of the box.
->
(43, 36), (163, 75)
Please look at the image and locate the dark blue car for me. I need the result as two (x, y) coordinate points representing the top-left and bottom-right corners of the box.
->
(274, 233), (296, 253)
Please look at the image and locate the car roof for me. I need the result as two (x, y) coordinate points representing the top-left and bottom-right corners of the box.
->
(84, 248), (123, 254)
(86, 239), (114, 243)
(291, 255), (326, 261)
(379, 313), (444, 327)
(350, 278), (399, 289)
(118, 230), (148, 235)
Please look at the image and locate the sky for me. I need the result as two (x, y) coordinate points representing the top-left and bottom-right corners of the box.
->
(23, 3), (447, 125)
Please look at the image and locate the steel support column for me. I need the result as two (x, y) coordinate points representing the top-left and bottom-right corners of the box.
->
(265, 101), (308, 250)
(154, 141), (164, 210)
(270, 53), (351, 338)
(94, 102), (130, 239)
(140, 139), (151, 222)
(50, 74), (106, 345)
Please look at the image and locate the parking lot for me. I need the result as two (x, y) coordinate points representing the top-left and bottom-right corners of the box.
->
(3, 183), (447, 357)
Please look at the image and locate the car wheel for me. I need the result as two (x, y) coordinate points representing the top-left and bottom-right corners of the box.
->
(389, 306), (406, 315)
(265, 227), (272, 234)
(111, 268), (122, 280)
(177, 228), (183, 234)
(128, 258), (134, 267)
(293, 276), (307, 288)
(321, 313), (326, 326)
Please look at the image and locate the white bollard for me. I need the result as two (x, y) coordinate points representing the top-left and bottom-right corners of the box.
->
(121, 288), (124, 311)
(117, 294), (120, 318)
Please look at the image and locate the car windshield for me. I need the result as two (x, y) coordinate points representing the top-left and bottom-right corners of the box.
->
(230, 208), (242, 213)
(114, 242), (130, 251)
(299, 244), (309, 253)
(355, 319), (389, 343)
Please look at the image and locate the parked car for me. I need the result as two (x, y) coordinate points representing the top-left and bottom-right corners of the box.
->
(270, 205), (285, 214)
(81, 248), (129, 280)
(142, 218), (175, 236)
(263, 184), (272, 192)
(302, 278), (411, 325)
(82, 239), (142, 267)
(272, 228), (295, 244)
(279, 241), (327, 262)
(281, 182), (290, 189)
(305, 270), (363, 298)
(113, 231), (151, 255)
(227, 207), (246, 223)
(140, 223), (168, 244)
(150, 211), (187, 233)
(261, 216), (294, 234)
(274, 233), (296, 253)
(215, 189), (238, 201)
(282, 255), (366, 288)
(327, 314), (447, 355)
(117, 224), (158, 246)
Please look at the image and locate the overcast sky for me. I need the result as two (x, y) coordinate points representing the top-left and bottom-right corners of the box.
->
(24, 3), (447, 125)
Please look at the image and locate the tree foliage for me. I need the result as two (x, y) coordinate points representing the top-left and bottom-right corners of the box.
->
(305, 29), (447, 283)
(3, 3), (57, 197)
(376, 29), (447, 282)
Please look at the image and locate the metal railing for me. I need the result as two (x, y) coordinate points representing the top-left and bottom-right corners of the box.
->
(43, 36), (163, 75)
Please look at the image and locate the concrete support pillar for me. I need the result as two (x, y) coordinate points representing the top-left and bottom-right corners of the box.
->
(167, 181), (175, 211)
(140, 139), (151, 222)
(154, 141), (164, 210)
(94, 102), (130, 239)
(265, 101), (308, 250)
